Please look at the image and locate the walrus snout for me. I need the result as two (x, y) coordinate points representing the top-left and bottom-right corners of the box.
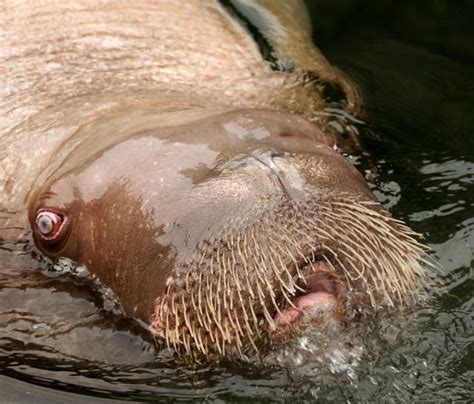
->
(27, 107), (428, 360)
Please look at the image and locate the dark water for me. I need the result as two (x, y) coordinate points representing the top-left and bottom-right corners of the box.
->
(1, 1), (473, 402)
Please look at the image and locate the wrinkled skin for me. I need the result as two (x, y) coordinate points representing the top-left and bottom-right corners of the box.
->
(1, 1), (426, 360)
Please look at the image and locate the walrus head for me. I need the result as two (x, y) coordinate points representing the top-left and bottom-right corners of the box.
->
(29, 107), (427, 359)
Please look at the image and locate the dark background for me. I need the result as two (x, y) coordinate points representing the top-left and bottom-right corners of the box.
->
(306, 0), (474, 154)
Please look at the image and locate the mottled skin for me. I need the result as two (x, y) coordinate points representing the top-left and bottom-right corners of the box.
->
(1, 1), (425, 359)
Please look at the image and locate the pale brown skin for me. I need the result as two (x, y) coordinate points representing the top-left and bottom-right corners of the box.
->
(1, 0), (358, 209)
(1, 1), (424, 359)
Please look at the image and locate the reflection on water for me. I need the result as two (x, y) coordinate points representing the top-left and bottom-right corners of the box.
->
(0, 1), (473, 401)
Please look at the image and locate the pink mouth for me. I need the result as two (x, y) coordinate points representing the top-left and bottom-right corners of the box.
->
(271, 261), (342, 329)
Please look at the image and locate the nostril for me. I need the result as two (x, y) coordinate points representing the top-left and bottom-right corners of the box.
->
(270, 150), (284, 158)
(250, 149), (286, 161)
(220, 150), (294, 179)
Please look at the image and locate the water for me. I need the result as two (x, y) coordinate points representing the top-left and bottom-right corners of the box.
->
(1, 1), (473, 401)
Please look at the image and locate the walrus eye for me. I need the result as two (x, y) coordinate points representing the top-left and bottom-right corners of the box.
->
(35, 210), (65, 240)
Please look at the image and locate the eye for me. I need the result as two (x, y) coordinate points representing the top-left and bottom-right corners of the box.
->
(35, 210), (65, 240)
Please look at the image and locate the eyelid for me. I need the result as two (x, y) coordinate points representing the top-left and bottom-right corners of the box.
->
(37, 211), (62, 236)
(34, 208), (69, 247)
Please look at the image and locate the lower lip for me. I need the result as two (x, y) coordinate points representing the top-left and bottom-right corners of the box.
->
(271, 291), (337, 330)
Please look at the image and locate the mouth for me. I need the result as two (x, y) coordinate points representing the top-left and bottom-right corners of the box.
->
(150, 196), (428, 359)
(270, 254), (344, 332)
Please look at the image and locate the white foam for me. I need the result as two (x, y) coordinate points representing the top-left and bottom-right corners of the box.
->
(52, 257), (125, 316)
(269, 319), (365, 382)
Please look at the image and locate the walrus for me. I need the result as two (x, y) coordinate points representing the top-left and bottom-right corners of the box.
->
(1, 0), (429, 360)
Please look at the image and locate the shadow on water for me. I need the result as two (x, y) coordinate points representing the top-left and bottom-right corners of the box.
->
(0, 1), (473, 401)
